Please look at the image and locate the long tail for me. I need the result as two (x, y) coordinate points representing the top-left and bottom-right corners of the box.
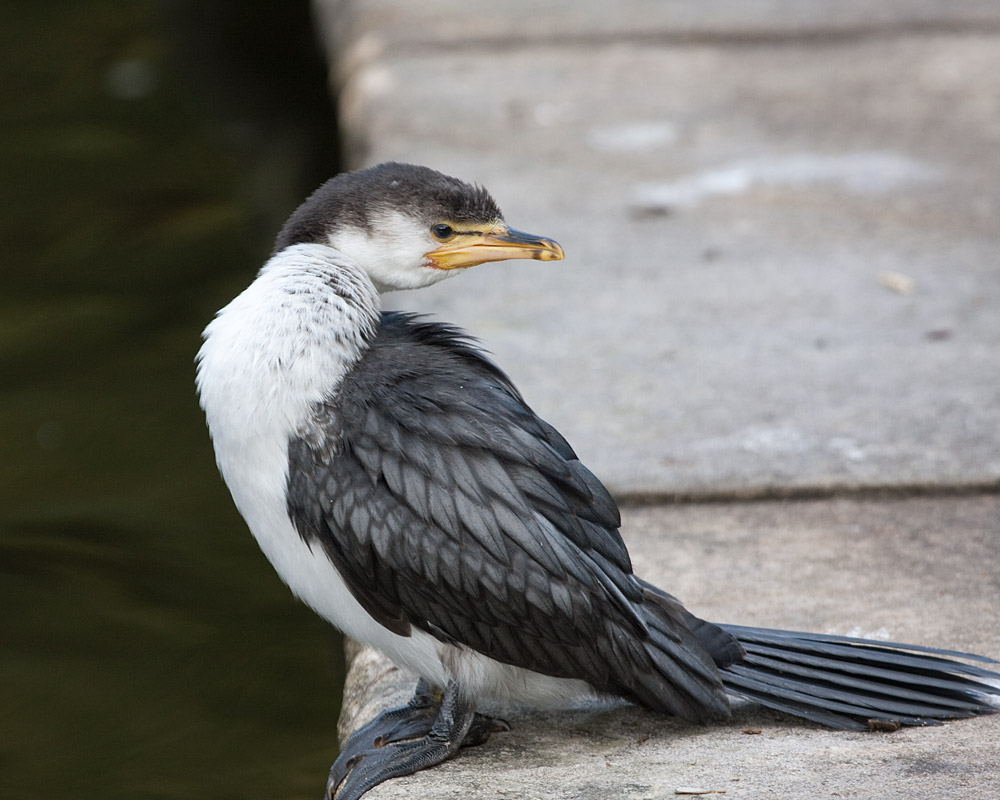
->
(717, 623), (1000, 730)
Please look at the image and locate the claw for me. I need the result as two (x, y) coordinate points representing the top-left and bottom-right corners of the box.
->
(324, 680), (508, 800)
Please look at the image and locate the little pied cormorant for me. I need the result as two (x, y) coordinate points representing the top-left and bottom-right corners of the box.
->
(196, 163), (1000, 800)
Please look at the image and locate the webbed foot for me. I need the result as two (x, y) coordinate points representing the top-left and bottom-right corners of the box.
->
(326, 679), (508, 800)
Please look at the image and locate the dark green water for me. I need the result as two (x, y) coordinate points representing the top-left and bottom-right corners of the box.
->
(1, 3), (347, 798)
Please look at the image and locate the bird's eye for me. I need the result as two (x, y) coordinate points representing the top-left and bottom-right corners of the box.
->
(431, 223), (454, 241)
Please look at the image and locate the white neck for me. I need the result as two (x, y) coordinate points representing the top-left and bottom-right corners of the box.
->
(195, 244), (406, 661)
(196, 243), (381, 513)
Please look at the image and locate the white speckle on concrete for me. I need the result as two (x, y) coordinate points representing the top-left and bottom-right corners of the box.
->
(841, 627), (893, 641)
(696, 426), (815, 455)
(878, 270), (917, 295)
(829, 437), (867, 462)
(694, 427), (869, 464)
(738, 426), (813, 454)
(586, 121), (679, 152)
(532, 101), (575, 127)
(630, 152), (942, 211)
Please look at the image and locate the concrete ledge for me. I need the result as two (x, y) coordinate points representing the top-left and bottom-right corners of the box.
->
(312, 3), (1000, 796)
(339, 496), (1000, 799)
(315, 1), (1000, 62)
(313, 5), (1000, 497)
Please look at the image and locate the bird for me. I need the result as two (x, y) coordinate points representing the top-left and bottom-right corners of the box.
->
(196, 162), (1000, 800)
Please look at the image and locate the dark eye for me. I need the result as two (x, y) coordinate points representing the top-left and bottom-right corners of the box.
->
(431, 223), (454, 240)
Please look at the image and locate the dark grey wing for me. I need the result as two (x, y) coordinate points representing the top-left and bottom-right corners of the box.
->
(287, 312), (726, 717)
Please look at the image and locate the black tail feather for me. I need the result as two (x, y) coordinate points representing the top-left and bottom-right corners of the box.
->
(718, 624), (1000, 730)
(735, 651), (988, 714)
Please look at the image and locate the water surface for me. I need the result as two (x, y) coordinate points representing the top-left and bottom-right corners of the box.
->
(1, 3), (346, 798)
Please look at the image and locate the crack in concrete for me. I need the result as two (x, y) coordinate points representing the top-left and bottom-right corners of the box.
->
(616, 480), (1000, 507)
(353, 21), (1000, 61)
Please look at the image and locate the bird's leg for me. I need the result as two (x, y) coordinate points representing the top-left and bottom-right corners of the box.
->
(333, 677), (507, 758)
(326, 679), (508, 800)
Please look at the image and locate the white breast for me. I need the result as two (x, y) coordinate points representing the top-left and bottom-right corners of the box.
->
(196, 243), (597, 708)
(195, 244), (442, 678)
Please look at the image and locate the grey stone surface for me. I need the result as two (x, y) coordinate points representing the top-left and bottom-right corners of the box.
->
(339, 497), (1000, 799)
(307, 3), (1000, 798)
(316, 10), (1000, 496)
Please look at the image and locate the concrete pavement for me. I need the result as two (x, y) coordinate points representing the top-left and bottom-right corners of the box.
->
(315, 2), (1000, 497)
(311, 2), (1000, 797)
(338, 497), (1000, 800)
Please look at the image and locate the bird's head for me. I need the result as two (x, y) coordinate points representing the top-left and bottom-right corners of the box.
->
(273, 162), (564, 292)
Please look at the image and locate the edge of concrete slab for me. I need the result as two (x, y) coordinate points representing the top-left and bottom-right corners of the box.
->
(315, 23), (1000, 498)
(314, 1), (1000, 58)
